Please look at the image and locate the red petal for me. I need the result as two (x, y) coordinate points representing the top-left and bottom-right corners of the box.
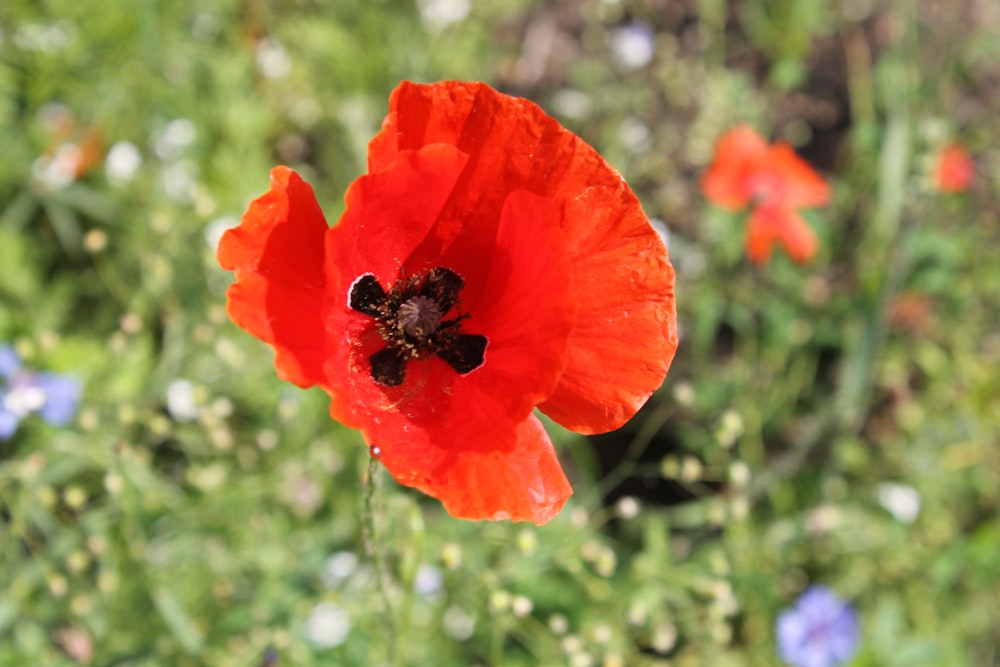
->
(217, 166), (328, 387)
(932, 144), (974, 193)
(539, 185), (678, 433)
(377, 413), (571, 524)
(326, 144), (574, 521)
(324, 146), (575, 521)
(321, 143), (470, 423)
(747, 205), (818, 264)
(331, 188), (573, 450)
(765, 143), (830, 208)
(369, 81), (584, 293)
(368, 81), (676, 434)
(700, 125), (769, 210)
(328, 143), (470, 286)
(701, 127), (829, 212)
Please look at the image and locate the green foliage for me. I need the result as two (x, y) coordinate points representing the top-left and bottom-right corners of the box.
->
(2, 0), (999, 665)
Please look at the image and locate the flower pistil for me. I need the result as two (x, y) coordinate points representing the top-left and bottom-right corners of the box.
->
(348, 267), (488, 386)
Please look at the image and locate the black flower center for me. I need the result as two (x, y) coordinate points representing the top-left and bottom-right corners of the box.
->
(348, 267), (488, 387)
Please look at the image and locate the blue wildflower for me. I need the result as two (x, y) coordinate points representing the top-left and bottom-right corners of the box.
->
(776, 585), (859, 667)
(0, 345), (80, 441)
(259, 646), (279, 666)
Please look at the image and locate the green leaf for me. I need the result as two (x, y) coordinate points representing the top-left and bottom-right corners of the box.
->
(151, 587), (205, 655)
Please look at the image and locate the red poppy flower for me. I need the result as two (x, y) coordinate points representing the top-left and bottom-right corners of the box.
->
(218, 81), (677, 524)
(34, 113), (104, 189)
(931, 143), (974, 194)
(701, 125), (829, 264)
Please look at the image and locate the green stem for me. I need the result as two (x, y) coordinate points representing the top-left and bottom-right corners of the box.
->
(489, 616), (506, 667)
(362, 456), (399, 665)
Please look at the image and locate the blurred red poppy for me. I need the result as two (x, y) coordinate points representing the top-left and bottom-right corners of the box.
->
(33, 107), (104, 189)
(931, 143), (974, 194)
(218, 81), (678, 524)
(701, 125), (829, 264)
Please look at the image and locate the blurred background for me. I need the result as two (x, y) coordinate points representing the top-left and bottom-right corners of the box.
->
(1, 0), (999, 665)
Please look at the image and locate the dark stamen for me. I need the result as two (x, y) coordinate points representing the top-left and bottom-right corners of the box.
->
(349, 274), (387, 316)
(348, 267), (488, 386)
(436, 334), (488, 374)
(369, 346), (408, 386)
(419, 267), (465, 313)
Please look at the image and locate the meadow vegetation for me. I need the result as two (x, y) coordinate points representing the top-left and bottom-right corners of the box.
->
(2, 1), (999, 665)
